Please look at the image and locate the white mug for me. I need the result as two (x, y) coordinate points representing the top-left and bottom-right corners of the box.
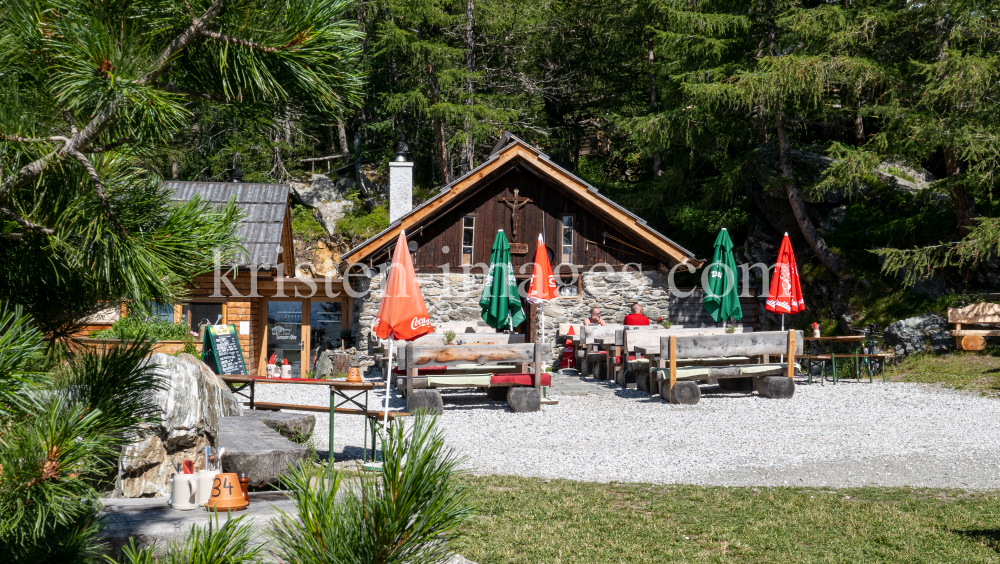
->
(171, 473), (198, 510)
(196, 469), (221, 505)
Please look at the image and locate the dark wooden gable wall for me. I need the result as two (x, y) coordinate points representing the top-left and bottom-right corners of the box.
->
(373, 166), (658, 272)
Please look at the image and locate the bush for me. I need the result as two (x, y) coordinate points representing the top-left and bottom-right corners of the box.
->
(92, 316), (192, 341)
(91, 315), (198, 355)
(291, 203), (327, 241)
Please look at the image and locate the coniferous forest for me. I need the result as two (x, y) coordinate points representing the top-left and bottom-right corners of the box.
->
(152, 0), (1000, 326)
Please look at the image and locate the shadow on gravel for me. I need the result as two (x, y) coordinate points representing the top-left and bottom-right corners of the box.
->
(954, 530), (1000, 553)
(439, 391), (511, 412)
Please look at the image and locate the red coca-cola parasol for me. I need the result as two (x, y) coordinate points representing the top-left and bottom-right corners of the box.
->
(526, 234), (558, 342)
(373, 230), (433, 433)
(765, 232), (806, 330)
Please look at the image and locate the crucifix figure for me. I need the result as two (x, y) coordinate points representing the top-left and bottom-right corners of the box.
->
(498, 189), (532, 242)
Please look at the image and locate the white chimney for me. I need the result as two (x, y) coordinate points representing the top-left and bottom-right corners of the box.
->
(389, 142), (413, 223)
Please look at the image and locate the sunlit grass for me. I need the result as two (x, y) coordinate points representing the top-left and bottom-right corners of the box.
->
(454, 475), (1000, 563)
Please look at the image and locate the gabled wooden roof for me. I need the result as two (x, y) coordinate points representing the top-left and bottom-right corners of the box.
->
(340, 136), (703, 270)
(168, 181), (293, 269)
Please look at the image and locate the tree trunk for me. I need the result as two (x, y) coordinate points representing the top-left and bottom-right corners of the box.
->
(944, 146), (976, 236)
(171, 161), (178, 180)
(460, 0), (475, 176)
(337, 122), (349, 159)
(648, 34), (661, 177)
(428, 59), (449, 184)
(854, 113), (864, 146)
(776, 112), (846, 276)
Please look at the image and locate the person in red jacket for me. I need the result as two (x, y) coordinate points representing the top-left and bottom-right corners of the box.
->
(624, 303), (650, 326)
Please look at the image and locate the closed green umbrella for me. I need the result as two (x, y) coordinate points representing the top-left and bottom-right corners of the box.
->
(480, 230), (527, 330)
(703, 227), (743, 324)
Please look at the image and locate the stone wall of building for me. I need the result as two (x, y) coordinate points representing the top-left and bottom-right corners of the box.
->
(350, 269), (673, 361)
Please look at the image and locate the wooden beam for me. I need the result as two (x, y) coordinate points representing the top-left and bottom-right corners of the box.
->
(668, 336), (677, 404)
(409, 344), (551, 368)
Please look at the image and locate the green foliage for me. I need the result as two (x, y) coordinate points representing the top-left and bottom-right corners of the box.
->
(110, 515), (262, 564)
(336, 199), (389, 241)
(92, 316), (193, 342)
(291, 203), (327, 241)
(271, 413), (475, 564)
(0, 324), (164, 563)
(443, 330), (457, 345)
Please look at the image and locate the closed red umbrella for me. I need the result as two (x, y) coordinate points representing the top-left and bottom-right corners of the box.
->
(526, 234), (558, 342)
(373, 230), (433, 432)
(765, 232), (806, 330)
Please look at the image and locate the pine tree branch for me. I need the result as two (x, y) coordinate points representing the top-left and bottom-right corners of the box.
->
(0, 0), (226, 197)
(201, 30), (281, 53)
(0, 206), (55, 236)
(66, 151), (127, 233)
(82, 139), (135, 153)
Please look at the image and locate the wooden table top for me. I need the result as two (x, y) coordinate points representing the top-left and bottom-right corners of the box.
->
(219, 375), (375, 390)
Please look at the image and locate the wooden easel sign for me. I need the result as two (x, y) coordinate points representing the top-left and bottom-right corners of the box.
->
(202, 324), (249, 375)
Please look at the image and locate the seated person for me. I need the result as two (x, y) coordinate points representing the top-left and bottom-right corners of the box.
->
(583, 307), (606, 326)
(624, 303), (650, 326)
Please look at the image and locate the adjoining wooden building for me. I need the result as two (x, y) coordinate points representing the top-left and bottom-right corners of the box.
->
(81, 181), (352, 377)
(340, 134), (706, 354)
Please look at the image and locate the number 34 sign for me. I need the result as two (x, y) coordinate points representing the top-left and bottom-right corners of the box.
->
(204, 473), (248, 510)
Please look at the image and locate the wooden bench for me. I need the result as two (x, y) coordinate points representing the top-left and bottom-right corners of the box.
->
(625, 326), (750, 391)
(948, 303), (1000, 350)
(376, 331), (524, 380)
(399, 343), (551, 412)
(651, 330), (803, 405)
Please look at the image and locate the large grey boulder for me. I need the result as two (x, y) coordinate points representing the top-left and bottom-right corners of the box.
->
(315, 200), (352, 235)
(884, 313), (951, 357)
(290, 174), (348, 208)
(119, 353), (242, 497)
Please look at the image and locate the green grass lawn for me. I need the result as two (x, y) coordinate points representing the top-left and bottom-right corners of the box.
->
(454, 476), (1000, 563)
(887, 352), (1000, 395)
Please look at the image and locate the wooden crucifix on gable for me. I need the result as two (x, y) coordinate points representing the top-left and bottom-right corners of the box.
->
(498, 189), (532, 243)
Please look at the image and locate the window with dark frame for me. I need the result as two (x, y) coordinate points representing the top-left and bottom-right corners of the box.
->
(561, 215), (574, 264)
(461, 216), (475, 265)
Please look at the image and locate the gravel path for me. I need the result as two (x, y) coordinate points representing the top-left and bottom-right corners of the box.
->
(252, 375), (1000, 489)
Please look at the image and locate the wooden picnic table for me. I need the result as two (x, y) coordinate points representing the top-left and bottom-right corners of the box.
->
(220, 376), (393, 463)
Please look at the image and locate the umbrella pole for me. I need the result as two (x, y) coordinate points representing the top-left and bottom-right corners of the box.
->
(780, 314), (785, 362)
(382, 337), (393, 460)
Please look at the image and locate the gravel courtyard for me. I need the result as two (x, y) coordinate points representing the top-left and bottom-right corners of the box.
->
(253, 373), (1000, 489)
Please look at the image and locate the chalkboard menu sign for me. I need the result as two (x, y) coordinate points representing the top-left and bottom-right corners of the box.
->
(201, 324), (248, 375)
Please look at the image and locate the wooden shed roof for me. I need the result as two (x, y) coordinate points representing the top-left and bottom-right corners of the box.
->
(340, 135), (704, 270)
(167, 181), (290, 269)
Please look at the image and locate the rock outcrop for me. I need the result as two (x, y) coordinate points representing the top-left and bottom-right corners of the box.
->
(289, 174), (349, 208)
(884, 314), (952, 357)
(119, 353), (242, 497)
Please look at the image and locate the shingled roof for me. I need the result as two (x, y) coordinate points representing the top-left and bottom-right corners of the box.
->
(166, 181), (290, 268)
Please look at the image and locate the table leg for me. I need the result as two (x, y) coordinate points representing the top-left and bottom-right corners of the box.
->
(336, 388), (340, 462)
(832, 353), (837, 384)
(250, 381), (255, 410)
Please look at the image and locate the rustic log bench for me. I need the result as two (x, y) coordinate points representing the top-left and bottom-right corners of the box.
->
(948, 303), (1000, 351)
(619, 326), (748, 390)
(648, 330), (803, 405)
(398, 343), (551, 412)
(381, 332), (525, 386)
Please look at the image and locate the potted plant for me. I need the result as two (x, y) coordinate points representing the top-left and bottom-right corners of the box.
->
(443, 330), (456, 345)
